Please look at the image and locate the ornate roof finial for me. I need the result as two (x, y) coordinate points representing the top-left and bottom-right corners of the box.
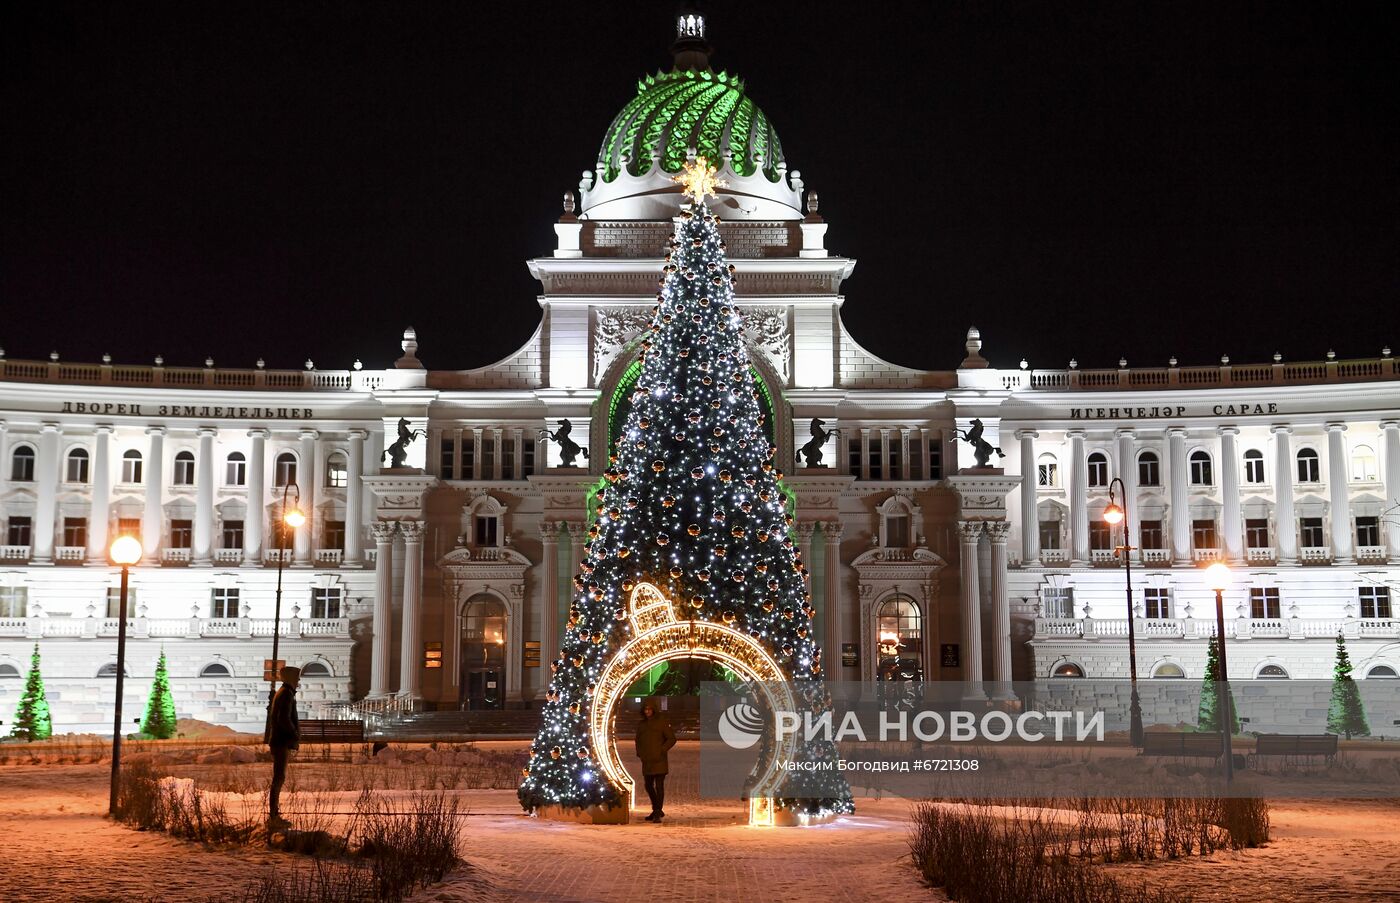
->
(671, 6), (713, 72)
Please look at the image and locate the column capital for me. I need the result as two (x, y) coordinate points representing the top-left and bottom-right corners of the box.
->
(821, 522), (844, 543)
(792, 521), (818, 541)
(1380, 420), (1399, 431)
(1216, 425), (1240, 437)
(984, 521), (1012, 542)
(94, 423), (115, 435)
(247, 428), (269, 439)
(195, 426), (217, 439)
(1065, 428), (1086, 439)
(41, 422), (63, 434)
(1270, 424), (1294, 436)
(564, 520), (587, 539)
(1167, 426), (1189, 439)
(957, 520), (985, 542)
(144, 425), (166, 437)
(370, 520), (398, 542)
(299, 428), (321, 441)
(398, 519), (425, 542)
(1114, 427), (1137, 440)
(1324, 422), (1348, 433)
(1014, 428), (1039, 440)
(347, 429), (369, 441)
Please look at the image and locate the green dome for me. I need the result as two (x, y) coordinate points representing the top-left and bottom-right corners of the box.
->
(598, 69), (785, 184)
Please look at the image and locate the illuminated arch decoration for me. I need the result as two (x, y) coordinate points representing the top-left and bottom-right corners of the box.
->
(589, 582), (797, 826)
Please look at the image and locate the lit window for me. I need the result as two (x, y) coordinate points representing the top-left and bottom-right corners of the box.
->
(325, 452), (348, 488)
(210, 588), (240, 619)
(274, 452), (297, 487)
(1351, 446), (1377, 482)
(1042, 587), (1073, 618)
(1143, 587), (1171, 619)
(1137, 452), (1160, 487)
(1152, 662), (1185, 678)
(0, 587), (28, 618)
(173, 450), (195, 486)
(9, 446), (35, 482)
(1051, 662), (1084, 678)
(1037, 453), (1058, 487)
(121, 450), (143, 484)
(1243, 449), (1265, 484)
(1250, 587), (1282, 619)
(1087, 452), (1109, 487)
(311, 587), (343, 620)
(1189, 450), (1212, 485)
(66, 448), (90, 483)
(1296, 448), (1320, 483)
(1359, 586), (1392, 620)
(225, 452), (247, 486)
(875, 596), (923, 682)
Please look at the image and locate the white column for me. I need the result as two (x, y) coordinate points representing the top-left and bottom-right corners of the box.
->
(1218, 427), (1243, 563)
(899, 429), (912, 481)
(540, 524), (560, 698)
(294, 429), (318, 565)
(859, 428), (871, 481)
(370, 521), (395, 696)
(1068, 430), (1089, 565)
(822, 524), (843, 681)
(879, 429), (891, 481)
(142, 427), (165, 559)
(1272, 426), (1297, 564)
(492, 428), (503, 480)
(987, 521), (1013, 694)
(244, 429), (268, 563)
(1326, 423), (1354, 563)
(399, 519), (425, 698)
(1168, 428), (1192, 565)
(86, 425), (113, 561)
(957, 521), (985, 698)
(192, 427), (216, 565)
(1383, 421), (1400, 560)
(472, 427), (484, 479)
(31, 423), (61, 564)
(344, 430), (366, 566)
(1115, 428), (1140, 557)
(1017, 430), (1040, 566)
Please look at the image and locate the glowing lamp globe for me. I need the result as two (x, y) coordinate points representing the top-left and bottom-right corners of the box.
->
(109, 535), (143, 566)
(1102, 503), (1125, 526)
(283, 508), (306, 528)
(1203, 561), (1231, 592)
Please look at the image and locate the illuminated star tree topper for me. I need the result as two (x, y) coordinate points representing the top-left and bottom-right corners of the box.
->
(672, 156), (727, 204)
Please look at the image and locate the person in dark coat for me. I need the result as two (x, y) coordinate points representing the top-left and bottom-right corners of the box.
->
(634, 699), (676, 822)
(264, 665), (301, 828)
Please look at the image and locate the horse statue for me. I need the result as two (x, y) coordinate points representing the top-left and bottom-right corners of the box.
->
(540, 419), (589, 468)
(955, 418), (1005, 469)
(382, 417), (424, 468)
(798, 417), (839, 468)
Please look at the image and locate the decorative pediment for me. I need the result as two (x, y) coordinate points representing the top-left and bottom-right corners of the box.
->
(437, 545), (532, 569)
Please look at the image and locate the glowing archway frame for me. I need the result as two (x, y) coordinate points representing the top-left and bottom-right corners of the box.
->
(590, 582), (797, 826)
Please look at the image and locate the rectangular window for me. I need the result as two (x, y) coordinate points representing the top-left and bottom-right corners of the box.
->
(884, 514), (910, 549)
(170, 519), (193, 549)
(1042, 587), (1073, 619)
(1089, 521), (1113, 551)
(324, 520), (346, 550)
(462, 437), (475, 478)
(439, 437), (457, 478)
(1139, 520), (1163, 550)
(325, 456), (348, 488)
(225, 456), (247, 486)
(63, 517), (87, 548)
(1038, 462), (1058, 487)
(210, 588), (240, 619)
(1300, 517), (1325, 548)
(1244, 454), (1265, 484)
(1245, 518), (1270, 548)
(1250, 587), (1282, 620)
(121, 455), (143, 484)
(846, 438), (861, 476)
(221, 520), (244, 550)
(475, 515), (498, 547)
(311, 587), (343, 619)
(106, 587), (136, 618)
(523, 439), (536, 476)
(6, 516), (32, 547)
(868, 438), (882, 480)
(117, 518), (141, 539)
(172, 455), (195, 485)
(1138, 456), (1160, 486)
(1359, 586), (1392, 620)
(503, 439), (516, 480)
(1143, 587), (1171, 619)
(928, 440), (942, 480)
(1356, 516), (1381, 547)
(889, 441), (903, 481)
(1191, 519), (1218, 550)
(481, 439), (496, 477)
(0, 587), (27, 618)
(1038, 520), (1061, 550)
(66, 453), (90, 483)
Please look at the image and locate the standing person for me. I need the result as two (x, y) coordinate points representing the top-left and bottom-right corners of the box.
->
(264, 665), (301, 829)
(634, 699), (676, 822)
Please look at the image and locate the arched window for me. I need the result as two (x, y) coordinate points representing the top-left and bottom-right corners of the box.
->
(301, 661), (331, 677)
(1152, 662), (1186, 679)
(876, 595), (923, 682)
(121, 449), (144, 483)
(225, 451), (247, 486)
(325, 452), (348, 488)
(10, 446), (36, 482)
(460, 595), (507, 709)
(66, 447), (90, 483)
(1087, 452), (1109, 487)
(200, 662), (231, 678)
(1365, 664), (1397, 679)
(1296, 448), (1320, 483)
(1351, 445), (1377, 482)
(173, 450), (195, 485)
(1051, 662), (1084, 678)
(96, 662), (125, 678)
(1037, 453), (1059, 487)
(0, 662), (19, 678)
(1137, 451), (1160, 487)
(1257, 664), (1290, 679)
(1242, 449), (1265, 484)
(1189, 450), (1213, 485)
(274, 452), (297, 487)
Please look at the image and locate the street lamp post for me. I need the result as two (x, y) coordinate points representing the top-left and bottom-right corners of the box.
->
(268, 483), (304, 707)
(1204, 561), (1235, 783)
(1102, 479), (1144, 747)
(108, 534), (143, 816)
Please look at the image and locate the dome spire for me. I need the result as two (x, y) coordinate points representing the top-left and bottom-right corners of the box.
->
(670, 6), (712, 72)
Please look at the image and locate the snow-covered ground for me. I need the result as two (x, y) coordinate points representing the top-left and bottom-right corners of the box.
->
(0, 740), (1396, 902)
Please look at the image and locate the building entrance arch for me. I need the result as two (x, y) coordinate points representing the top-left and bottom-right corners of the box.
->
(589, 582), (796, 825)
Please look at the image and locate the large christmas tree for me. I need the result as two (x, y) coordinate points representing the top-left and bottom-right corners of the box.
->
(1326, 632), (1369, 739)
(519, 161), (852, 817)
(140, 649), (178, 739)
(1196, 636), (1239, 735)
(9, 644), (53, 742)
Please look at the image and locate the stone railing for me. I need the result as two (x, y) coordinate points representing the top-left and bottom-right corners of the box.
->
(1192, 548), (1222, 563)
(314, 549), (344, 565)
(214, 549), (244, 564)
(1140, 549), (1171, 564)
(0, 614), (351, 640)
(1040, 549), (1069, 564)
(999, 352), (1400, 392)
(1033, 615), (1399, 641)
(264, 549), (293, 564)
(1300, 546), (1332, 564)
(162, 548), (191, 564)
(0, 356), (386, 392)
(1246, 547), (1276, 564)
(0, 546), (31, 562)
(1089, 549), (1117, 566)
(1356, 546), (1388, 563)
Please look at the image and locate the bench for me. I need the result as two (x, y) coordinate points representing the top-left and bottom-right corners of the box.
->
(299, 719), (366, 744)
(1251, 733), (1338, 766)
(1141, 731), (1226, 759)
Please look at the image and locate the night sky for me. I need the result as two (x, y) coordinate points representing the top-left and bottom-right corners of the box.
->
(3, 1), (1397, 373)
